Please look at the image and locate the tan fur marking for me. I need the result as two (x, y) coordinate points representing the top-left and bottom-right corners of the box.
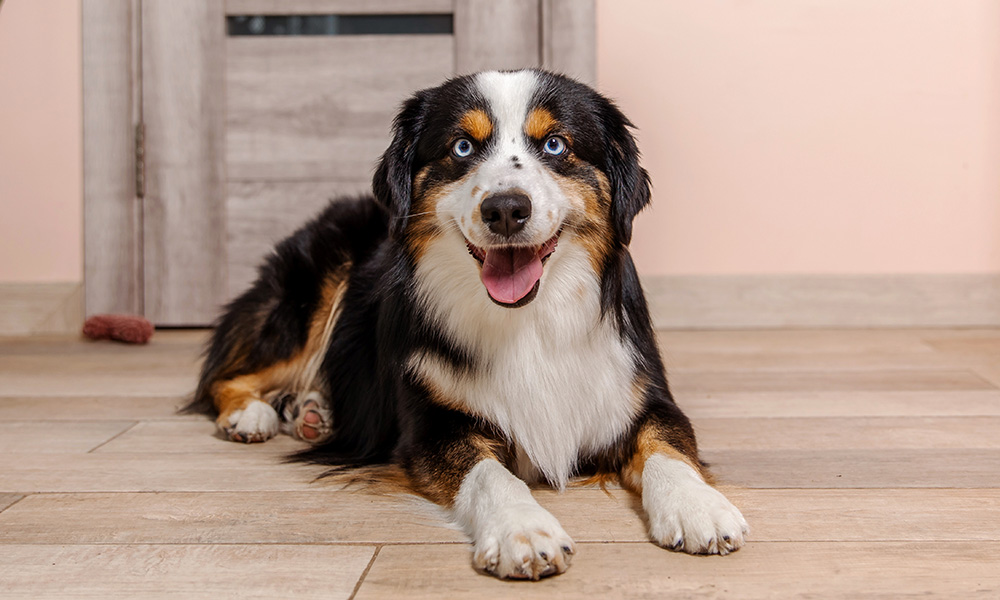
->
(572, 472), (619, 495)
(460, 109), (493, 142)
(414, 432), (504, 506)
(408, 357), (472, 415)
(621, 423), (712, 493)
(211, 267), (350, 428)
(413, 168), (429, 194)
(212, 374), (268, 426)
(406, 165), (482, 261)
(524, 107), (558, 139)
(405, 166), (447, 262)
(554, 166), (614, 272)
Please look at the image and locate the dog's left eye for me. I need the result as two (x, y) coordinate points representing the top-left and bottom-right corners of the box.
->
(453, 138), (475, 158)
(543, 136), (567, 156)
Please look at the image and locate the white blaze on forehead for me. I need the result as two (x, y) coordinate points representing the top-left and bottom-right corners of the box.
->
(438, 69), (567, 249)
(474, 70), (539, 156)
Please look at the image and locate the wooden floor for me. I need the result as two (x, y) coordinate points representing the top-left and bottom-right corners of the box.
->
(1, 329), (998, 599)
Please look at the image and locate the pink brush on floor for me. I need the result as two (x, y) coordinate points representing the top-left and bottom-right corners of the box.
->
(82, 314), (154, 344)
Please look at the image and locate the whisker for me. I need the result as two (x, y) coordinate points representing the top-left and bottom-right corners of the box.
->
(390, 209), (465, 221)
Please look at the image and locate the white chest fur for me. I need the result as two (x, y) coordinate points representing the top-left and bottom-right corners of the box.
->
(408, 232), (641, 488)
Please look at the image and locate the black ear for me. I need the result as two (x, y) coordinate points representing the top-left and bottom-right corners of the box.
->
(373, 91), (428, 237)
(598, 97), (651, 246)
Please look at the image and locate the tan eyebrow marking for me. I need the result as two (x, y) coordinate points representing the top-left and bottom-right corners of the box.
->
(459, 109), (493, 142)
(524, 107), (559, 139)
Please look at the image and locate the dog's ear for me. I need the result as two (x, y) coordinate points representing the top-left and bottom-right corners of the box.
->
(373, 91), (428, 237)
(598, 97), (651, 246)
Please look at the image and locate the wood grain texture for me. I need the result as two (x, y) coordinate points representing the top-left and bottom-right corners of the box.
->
(0, 495), (23, 514)
(695, 416), (1000, 451)
(0, 491), (461, 545)
(454, 0), (540, 74)
(731, 488), (1000, 543)
(0, 421), (135, 454)
(542, 0), (595, 84)
(0, 396), (190, 421)
(0, 544), (374, 600)
(93, 420), (308, 454)
(226, 35), (453, 181)
(0, 453), (324, 493)
(226, 182), (371, 296)
(0, 373), (194, 398)
(142, 0), (227, 325)
(669, 369), (995, 395)
(679, 390), (1000, 419)
(356, 542), (1000, 599)
(707, 449), (1000, 488)
(226, 0), (454, 15)
(0, 333), (202, 398)
(644, 273), (1000, 328)
(82, 0), (142, 317)
(3, 488), (996, 546)
(3, 329), (1000, 597)
(658, 327), (946, 354)
(973, 365), (1000, 388)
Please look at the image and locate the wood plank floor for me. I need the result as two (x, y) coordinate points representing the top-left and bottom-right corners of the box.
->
(1, 329), (998, 598)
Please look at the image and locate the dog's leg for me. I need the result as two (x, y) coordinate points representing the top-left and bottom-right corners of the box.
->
(404, 430), (576, 580)
(192, 264), (351, 444)
(456, 458), (576, 579)
(621, 414), (749, 555)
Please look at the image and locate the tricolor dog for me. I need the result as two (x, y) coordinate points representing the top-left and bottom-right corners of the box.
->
(187, 69), (748, 580)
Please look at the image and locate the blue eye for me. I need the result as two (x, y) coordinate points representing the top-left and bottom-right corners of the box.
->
(543, 136), (567, 156)
(453, 138), (474, 158)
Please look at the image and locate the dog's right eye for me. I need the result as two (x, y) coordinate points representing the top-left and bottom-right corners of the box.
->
(452, 138), (475, 158)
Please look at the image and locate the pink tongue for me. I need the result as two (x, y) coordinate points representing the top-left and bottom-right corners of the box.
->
(480, 246), (543, 304)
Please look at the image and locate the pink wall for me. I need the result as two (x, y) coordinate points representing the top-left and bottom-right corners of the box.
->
(1, 1), (998, 283)
(598, 0), (1000, 275)
(0, 0), (82, 283)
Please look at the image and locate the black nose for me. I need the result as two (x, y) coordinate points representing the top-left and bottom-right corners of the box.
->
(480, 192), (532, 237)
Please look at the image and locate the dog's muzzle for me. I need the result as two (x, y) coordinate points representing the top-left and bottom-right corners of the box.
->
(466, 191), (561, 308)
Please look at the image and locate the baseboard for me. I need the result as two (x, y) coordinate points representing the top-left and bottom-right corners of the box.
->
(0, 282), (84, 336)
(642, 274), (1000, 329)
(2, 277), (995, 334)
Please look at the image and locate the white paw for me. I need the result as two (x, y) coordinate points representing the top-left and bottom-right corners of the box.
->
(223, 400), (280, 443)
(471, 503), (576, 580)
(643, 454), (749, 555)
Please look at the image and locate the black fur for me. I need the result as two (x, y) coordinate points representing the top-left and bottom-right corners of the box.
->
(189, 69), (699, 489)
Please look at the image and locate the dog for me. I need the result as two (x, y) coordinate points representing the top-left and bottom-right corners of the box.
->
(187, 69), (748, 580)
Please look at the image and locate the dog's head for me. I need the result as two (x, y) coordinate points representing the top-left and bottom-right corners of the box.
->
(373, 69), (650, 308)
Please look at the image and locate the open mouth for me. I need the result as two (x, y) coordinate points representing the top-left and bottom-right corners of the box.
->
(466, 233), (560, 308)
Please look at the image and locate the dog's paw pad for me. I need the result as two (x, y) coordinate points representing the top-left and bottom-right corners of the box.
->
(274, 391), (333, 443)
(472, 505), (575, 580)
(297, 394), (333, 442)
(221, 400), (280, 444)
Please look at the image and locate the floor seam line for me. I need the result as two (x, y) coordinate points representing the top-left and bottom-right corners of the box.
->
(349, 544), (382, 600)
(86, 421), (141, 453)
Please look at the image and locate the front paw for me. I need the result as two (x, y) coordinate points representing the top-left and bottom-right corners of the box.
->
(218, 400), (280, 443)
(472, 504), (576, 580)
(648, 482), (749, 555)
(643, 455), (749, 555)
